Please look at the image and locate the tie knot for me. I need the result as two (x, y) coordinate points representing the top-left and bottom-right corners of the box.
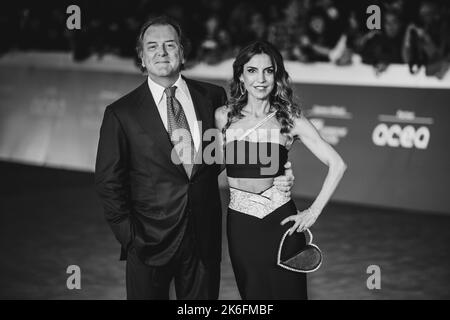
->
(165, 86), (177, 98)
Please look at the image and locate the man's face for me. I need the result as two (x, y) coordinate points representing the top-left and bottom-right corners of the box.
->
(384, 13), (401, 38)
(310, 16), (325, 35)
(141, 24), (184, 81)
(419, 3), (438, 26)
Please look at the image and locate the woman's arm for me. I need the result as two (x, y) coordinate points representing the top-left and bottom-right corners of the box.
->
(281, 114), (347, 234)
(214, 106), (228, 173)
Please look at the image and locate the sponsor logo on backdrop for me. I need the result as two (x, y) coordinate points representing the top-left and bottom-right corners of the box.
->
(304, 105), (352, 145)
(372, 110), (433, 149)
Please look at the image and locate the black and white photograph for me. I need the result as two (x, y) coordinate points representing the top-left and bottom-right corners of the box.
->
(0, 0), (449, 302)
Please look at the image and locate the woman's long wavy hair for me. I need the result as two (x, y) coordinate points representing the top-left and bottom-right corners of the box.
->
(223, 40), (302, 143)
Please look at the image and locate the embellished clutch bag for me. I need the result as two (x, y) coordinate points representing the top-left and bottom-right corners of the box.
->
(277, 228), (322, 273)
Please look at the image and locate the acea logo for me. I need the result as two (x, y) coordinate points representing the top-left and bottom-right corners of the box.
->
(305, 105), (352, 146)
(372, 110), (433, 149)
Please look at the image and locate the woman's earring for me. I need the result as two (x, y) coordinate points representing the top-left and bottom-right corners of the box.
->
(239, 82), (246, 97)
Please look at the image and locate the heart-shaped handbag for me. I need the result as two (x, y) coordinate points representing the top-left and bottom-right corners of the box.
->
(277, 228), (322, 273)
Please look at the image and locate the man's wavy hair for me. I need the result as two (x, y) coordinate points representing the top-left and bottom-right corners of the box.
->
(135, 15), (191, 73)
(223, 40), (302, 143)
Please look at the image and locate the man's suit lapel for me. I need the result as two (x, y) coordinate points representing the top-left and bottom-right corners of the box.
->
(185, 78), (215, 180)
(134, 81), (188, 179)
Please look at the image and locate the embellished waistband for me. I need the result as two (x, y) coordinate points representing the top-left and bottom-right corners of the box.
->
(228, 186), (291, 219)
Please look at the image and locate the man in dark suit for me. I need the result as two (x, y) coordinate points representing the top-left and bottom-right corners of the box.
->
(95, 16), (293, 300)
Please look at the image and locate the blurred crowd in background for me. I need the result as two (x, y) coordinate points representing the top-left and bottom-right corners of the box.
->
(2, 0), (450, 78)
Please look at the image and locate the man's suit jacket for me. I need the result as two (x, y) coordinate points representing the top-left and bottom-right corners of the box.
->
(95, 77), (227, 267)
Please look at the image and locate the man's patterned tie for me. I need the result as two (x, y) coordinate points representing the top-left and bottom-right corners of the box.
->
(165, 86), (195, 177)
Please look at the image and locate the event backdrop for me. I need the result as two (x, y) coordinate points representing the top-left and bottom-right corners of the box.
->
(0, 53), (449, 214)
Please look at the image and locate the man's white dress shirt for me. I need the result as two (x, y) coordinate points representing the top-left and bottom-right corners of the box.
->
(147, 75), (201, 152)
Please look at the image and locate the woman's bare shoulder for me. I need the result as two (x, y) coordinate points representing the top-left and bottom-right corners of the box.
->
(215, 105), (231, 129)
(215, 105), (230, 117)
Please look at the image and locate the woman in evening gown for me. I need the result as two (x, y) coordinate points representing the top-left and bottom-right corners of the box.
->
(215, 41), (347, 300)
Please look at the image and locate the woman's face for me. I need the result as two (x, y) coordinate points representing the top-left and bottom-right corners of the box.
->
(240, 53), (275, 101)
(310, 16), (325, 34)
